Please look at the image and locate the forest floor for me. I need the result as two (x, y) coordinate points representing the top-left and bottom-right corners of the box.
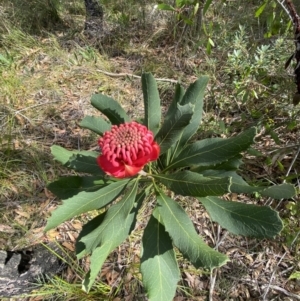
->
(1, 1), (300, 300)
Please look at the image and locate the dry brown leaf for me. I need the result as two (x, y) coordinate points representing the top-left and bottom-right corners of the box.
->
(14, 209), (31, 219)
(0, 224), (15, 233)
(46, 229), (60, 239)
(71, 220), (82, 230)
(62, 241), (75, 251)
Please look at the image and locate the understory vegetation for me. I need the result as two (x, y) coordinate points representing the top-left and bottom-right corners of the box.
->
(0, 0), (299, 300)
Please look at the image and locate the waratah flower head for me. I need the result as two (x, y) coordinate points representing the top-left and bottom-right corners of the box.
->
(97, 121), (160, 178)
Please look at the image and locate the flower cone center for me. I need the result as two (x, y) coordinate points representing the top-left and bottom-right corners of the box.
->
(99, 122), (153, 166)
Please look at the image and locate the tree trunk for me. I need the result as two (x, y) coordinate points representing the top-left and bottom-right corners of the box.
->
(84, 0), (104, 38)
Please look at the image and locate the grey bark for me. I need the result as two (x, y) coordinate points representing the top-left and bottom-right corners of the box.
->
(0, 243), (65, 297)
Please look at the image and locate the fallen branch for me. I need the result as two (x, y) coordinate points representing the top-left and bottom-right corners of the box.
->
(96, 69), (179, 84)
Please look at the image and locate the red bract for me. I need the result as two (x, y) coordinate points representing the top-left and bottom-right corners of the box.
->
(97, 121), (160, 178)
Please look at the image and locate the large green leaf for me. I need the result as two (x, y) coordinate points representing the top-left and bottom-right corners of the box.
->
(202, 170), (296, 199)
(82, 243), (114, 292)
(79, 115), (111, 135)
(51, 145), (75, 165)
(51, 145), (103, 175)
(47, 176), (111, 199)
(91, 94), (130, 125)
(191, 156), (243, 173)
(199, 196), (283, 238)
(176, 76), (209, 148)
(141, 209), (180, 301)
(202, 170), (262, 195)
(82, 186), (145, 292)
(76, 188), (146, 257)
(142, 73), (161, 135)
(166, 127), (256, 171)
(153, 170), (231, 197)
(45, 179), (131, 231)
(156, 190), (228, 269)
(155, 103), (194, 154)
(79, 179), (139, 255)
(76, 211), (107, 259)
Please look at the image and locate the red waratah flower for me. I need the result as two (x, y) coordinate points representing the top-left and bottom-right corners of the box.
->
(97, 121), (160, 178)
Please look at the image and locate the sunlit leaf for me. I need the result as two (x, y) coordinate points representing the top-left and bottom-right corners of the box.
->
(91, 94), (130, 125)
(45, 179), (131, 231)
(157, 190), (228, 269)
(167, 127), (256, 170)
(255, 1), (267, 18)
(289, 271), (300, 280)
(142, 73), (161, 135)
(79, 115), (111, 135)
(51, 145), (103, 175)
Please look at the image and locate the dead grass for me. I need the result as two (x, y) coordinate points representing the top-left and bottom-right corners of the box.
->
(0, 0), (300, 300)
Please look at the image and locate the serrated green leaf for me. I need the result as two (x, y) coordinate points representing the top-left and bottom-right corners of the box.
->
(91, 94), (130, 125)
(51, 145), (103, 175)
(155, 103), (194, 154)
(82, 244), (112, 292)
(153, 170), (231, 197)
(142, 73), (161, 135)
(141, 209), (180, 301)
(202, 170), (263, 195)
(202, 170), (296, 199)
(175, 76), (209, 149)
(47, 176), (110, 199)
(51, 145), (74, 165)
(67, 153), (102, 175)
(164, 83), (185, 121)
(76, 188), (146, 258)
(260, 183), (296, 199)
(81, 184), (144, 292)
(79, 115), (111, 135)
(191, 156), (243, 173)
(166, 127), (256, 171)
(157, 190), (228, 269)
(45, 179), (131, 231)
(76, 213), (106, 259)
(198, 196), (283, 238)
(79, 179), (139, 255)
